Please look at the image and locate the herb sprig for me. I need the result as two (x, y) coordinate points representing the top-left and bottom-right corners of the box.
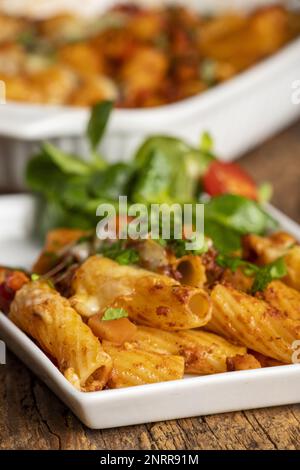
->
(216, 254), (287, 294)
(102, 307), (128, 321)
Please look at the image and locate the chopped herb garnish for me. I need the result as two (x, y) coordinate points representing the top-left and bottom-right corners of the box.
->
(251, 258), (287, 294)
(200, 132), (214, 154)
(216, 254), (287, 293)
(115, 249), (140, 265)
(157, 238), (167, 247)
(31, 273), (40, 281)
(168, 236), (208, 258)
(102, 307), (128, 321)
(98, 240), (140, 265)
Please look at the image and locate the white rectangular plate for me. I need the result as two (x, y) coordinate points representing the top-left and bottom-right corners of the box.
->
(0, 194), (300, 429)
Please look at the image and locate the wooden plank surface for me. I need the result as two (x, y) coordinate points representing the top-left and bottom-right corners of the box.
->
(1, 120), (300, 450)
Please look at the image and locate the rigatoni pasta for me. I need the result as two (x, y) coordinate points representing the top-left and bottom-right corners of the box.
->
(172, 255), (207, 288)
(9, 280), (112, 391)
(243, 232), (296, 264)
(70, 256), (212, 330)
(283, 246), (300, 291)
(208, 284), (300, 363)
(102, 341), (184, 388)
(261, 280), (300, 321)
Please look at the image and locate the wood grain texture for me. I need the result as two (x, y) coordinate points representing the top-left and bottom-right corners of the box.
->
(1, 120), (300, 450)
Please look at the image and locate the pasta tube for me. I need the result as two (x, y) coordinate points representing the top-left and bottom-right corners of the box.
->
(130, 326), (260, 374)
(208, 284), (300, 363)
(284, 246), (300, 291)
(261, 280), (300, 321)
(70, 256), (212, 330)
(9, 281), (112, 391)
(102, 341), (184, 388)
(172, 255), (207, 288)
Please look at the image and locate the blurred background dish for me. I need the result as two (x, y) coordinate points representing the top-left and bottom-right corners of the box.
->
(0, 1), (299, 107)
(0, 0), (299, 189)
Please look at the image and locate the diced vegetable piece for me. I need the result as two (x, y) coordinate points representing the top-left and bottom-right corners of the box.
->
(88, 315), (137, 344)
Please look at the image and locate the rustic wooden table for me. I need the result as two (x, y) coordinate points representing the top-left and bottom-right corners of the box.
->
(1, 120), (300, 450)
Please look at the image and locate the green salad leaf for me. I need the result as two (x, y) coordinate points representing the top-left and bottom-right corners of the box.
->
(204, 219), (242, 254)
(132, 135), (214, 204)
(133, 138), (191, 203)
(200, 131), (214, 154)
(204, 194), (277, 235)
(132, 148), (178, 204)
(87, 100), (113, 151)
(25, 103), (276, 256)
(91, 163), (133, 200)
(41, 142), (91, 175)
(26, 152), (66, 197)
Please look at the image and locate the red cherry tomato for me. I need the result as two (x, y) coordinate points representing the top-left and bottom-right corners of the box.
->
(203, 161), (258, 200)
(0, 283), (14, 314)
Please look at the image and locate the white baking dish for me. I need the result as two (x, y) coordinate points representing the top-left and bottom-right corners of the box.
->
(0, 0), (300, 190)
(0, 194), (300, 429)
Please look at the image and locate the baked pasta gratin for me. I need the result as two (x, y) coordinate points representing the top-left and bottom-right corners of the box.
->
(2, 225), (300, 392)
(1, 3), (300, 107)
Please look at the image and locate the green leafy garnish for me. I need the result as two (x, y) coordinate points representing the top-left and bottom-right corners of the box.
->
(205, 194), (277, 236)
(133, 140), (195, 204)
(31, 273), (40, 281)
(203, 194), (277, 254)
(251, 258), (287, 294)
(98, 241), (140, 266)
(26, 102), (131, 236)
(204, 220), (241, 254)
(115, 249), (140, 265)
(41, 142), (91, 175)
(258, 182), (273, 204)
(87, 100), (113, 152)
(168, 237), (208, 258)
(157, 238), (167, 247)
(91, 163), (133, 200)
(200, 132), (214, 154)
(25, 104), (277, 257)
(216, 254), (257, 274)
(216, 254), (287, 293)
(102, 307), (128, 321)
(133, 135), (214, 204)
